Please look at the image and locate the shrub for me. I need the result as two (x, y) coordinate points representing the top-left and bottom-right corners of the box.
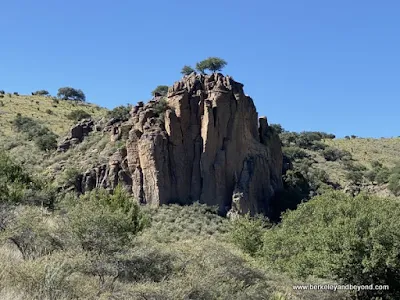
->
(35, 132), (58, 151)
(322, 147), (349, 161)
(230, 214), (270, 256)
(45, 109), (53, 115)
(388, 173), (400, 196)
(280, 131), (336, 150)
(0, 90), (4, 95)
(376, 167), (391, 184)
(0, 152), (33, 204)
(181, 65), (195, 75)
(32, 90), (49, 96)
(13, 92), (19, 96)
(3, 251), (86, 299)
(67, 185), (149, 256)
(0, 206), (64, 259)
(152, 85), (169, 96)
(66, 109), (91, 122)
(282, 146), (308, 161)
(12, 115), (58, 151)
(107, 104), (132, 121)
(262, 191), (400, 299)
(269, 123), (285, 135)
(153, 98), (169, 118)
(364, 169), (378, 182)
(371, 160), (383, 169)
(57, 87), (86, 101)
(345, 170), (363, 184)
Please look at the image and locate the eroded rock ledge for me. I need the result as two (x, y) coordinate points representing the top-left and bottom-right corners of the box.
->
(77, 73), (283, 216)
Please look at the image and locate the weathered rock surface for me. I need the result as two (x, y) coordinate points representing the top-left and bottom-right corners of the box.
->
(76, 73), (283, 216)
(57, 119), (97, 152)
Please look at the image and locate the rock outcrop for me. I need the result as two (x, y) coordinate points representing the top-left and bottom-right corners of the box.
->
(57, 119), (97, 152)
(76, 73), (283, 216)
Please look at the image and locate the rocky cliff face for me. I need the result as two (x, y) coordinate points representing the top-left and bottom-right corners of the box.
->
(76, 73), (283, 216)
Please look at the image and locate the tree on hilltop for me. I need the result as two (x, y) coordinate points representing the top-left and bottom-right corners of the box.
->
(181, 65), (195, 76)
(57, 87), (86, 101)
(196, 57), (227, 74)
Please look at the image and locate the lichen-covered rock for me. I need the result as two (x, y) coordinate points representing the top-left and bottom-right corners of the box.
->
(76, 73), (283, 217)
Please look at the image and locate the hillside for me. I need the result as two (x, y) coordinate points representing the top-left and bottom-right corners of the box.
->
(0, 92), (106, 136)
(0, 78), (399, 300)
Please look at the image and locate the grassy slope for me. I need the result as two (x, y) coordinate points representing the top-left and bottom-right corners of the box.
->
(0, 93), (107, 136)
(0, 93), (109, 176)
(325, 137), (400, 168)
(321, 137), (400, 192)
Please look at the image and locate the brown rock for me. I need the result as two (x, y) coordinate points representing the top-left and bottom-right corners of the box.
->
(78, 74), (283, 217)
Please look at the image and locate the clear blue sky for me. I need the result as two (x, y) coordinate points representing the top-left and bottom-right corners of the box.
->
(1, 1), (399, 138)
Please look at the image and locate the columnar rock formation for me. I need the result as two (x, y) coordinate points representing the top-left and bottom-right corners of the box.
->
(77, 73), (283, 216)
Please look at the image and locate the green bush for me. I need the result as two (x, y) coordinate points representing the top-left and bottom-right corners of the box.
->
(35, 132), (58, 151)
(67, 185), (149, 255)
(376, 167), (391, 184)
(153, 98), (169, 120)
(152, 85), (169, 96)
(12, 115), (58, 151)
(282, 146), (308, 161)
(0, 152), (33, 204)
(280, 131), (336, 150)
(230, 214), (270, 256)
(345, 170), (363, 184)
(106, 104), (132, 121)
(66, 109), (91, 122)
(32, 90), (49, 96)
(322, 147), (349, 161)
(262, 191), (400, 299)
(388, 173), (400, 196)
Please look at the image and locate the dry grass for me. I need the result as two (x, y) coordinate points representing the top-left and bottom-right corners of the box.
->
(0, 93), (107, 136)
(325, 137), (400, 169)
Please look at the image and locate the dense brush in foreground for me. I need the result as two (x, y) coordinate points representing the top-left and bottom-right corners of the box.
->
(3, 151), (399, 299)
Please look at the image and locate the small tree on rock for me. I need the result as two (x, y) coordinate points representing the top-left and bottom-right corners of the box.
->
(181, 65), (195, 76)
(57, 87), (86, 101)
(196, 57), (227, 74)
